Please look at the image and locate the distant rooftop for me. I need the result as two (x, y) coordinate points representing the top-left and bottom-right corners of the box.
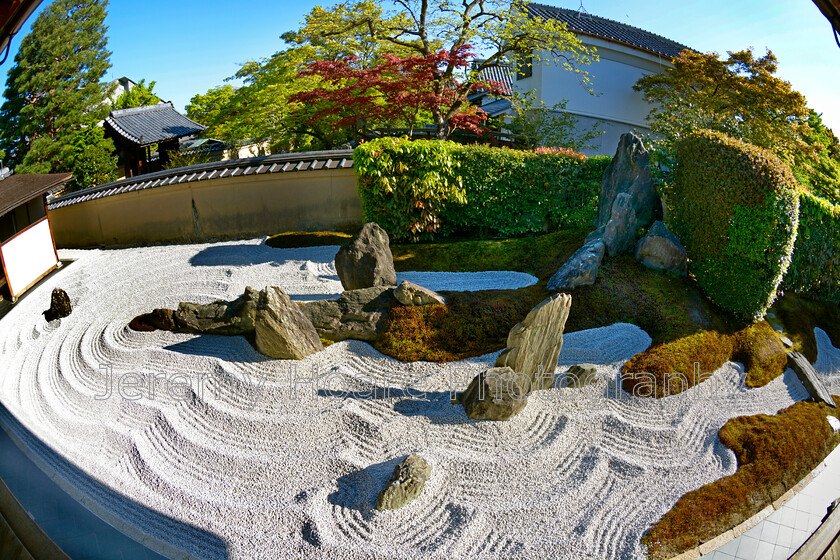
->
(104, 102), (206, 147)
(526, 3), (691, 58)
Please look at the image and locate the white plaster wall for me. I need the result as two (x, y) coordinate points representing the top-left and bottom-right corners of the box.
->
(518, 36), (675, 154)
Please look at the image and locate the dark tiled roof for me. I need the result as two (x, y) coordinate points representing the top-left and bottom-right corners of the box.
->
(104, 102), (207, 147)
(48, 150), (354, 210)
(479, 98), (513, 118)
(0, 173), (73, 216)
(477, 65), (514, 93)
(526, 3), (691, 58)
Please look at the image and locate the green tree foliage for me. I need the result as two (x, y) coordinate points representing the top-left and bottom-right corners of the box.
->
(791, 110), (840, 203)
(186, 84), (237, 137)
(67, 126), (117, 189)
(670, 130), (800, 321)
(295, 0), (596, 139)
(114, 78), (162, 109)
(634, 49), (815, 167)
(0, 0), (117, 188)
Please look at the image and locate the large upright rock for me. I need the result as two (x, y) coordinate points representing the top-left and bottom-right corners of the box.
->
(255, 287), (324, 359)
(602, 193), (638, 256)
(174, 287), (259, 335)
(300, 286), (395, 342)
(376, 454), (432, 511)
(547, 238), (605, 291)
(787, 352), (836, 407)
(596, 133), (661, 231)
(635, 221), (688, 275)
(495, 293), (573, 389)
(334, 223), (397, 290)
(459, 366), (530, 421)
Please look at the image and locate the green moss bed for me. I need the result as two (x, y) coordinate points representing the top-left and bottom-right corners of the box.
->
(267, 229), (840, 559)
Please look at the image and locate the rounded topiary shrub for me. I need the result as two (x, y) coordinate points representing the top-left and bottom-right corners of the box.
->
(670, 130), (800, 321)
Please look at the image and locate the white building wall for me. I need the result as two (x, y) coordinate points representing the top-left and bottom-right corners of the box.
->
(516, 36), (675, 155)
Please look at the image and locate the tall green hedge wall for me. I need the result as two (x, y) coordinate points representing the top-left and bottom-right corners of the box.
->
(354, 138), (610, 242)
(784, 192), (840, 302)
(670, 130), (800, 321)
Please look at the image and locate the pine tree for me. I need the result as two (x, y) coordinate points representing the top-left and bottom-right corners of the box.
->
(0, 0), (116, 189)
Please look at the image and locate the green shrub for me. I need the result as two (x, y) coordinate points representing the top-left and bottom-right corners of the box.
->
(784, 191), (840, 302)
(670, 130), (800, 321)
(354, 138), (610, 241)
(353, 138), (466, 242)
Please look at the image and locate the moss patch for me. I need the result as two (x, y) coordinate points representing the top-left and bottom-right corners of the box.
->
(265, 231), (352, 248)
(391, 229), (588, 280)
(642, 399), (840, 559)
(621, 322), (787, 398)
(375, 284), (549, 362)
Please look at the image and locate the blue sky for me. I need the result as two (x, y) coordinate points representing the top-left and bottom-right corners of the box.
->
(2, 0), (839, 131)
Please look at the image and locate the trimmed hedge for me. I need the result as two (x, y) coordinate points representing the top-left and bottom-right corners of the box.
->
(784, 191), (840, 302)
(354, 138), (610, 241)
(670, 130), (800, 321)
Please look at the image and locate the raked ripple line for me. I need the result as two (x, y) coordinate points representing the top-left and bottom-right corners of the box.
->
(0, 237), (830, 560)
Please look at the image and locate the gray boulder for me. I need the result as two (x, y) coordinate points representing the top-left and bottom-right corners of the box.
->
(300, 286), (395, 342)
(495, 293), (573, 389)
(254, 287), (324, 360)
(44, 288), (72, 321)
(394, 281), (446, 306)
(376, 454), (432, 511)
(603, 193), (637, 256)
(635, 221), (687, 275)
(788, 352), (836, 407)
(547, 238), (605, 291)
(334, 223), (397, 290)
(557, 364), (600, 388)
(174, 287), (259, 335)
(459, 366), (530, 421)
(596, 132), (661, 231)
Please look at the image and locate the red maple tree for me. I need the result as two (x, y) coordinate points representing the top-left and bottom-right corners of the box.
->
(288, 44), (509, 140)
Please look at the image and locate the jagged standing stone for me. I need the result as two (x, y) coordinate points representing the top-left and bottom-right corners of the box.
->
(394, 281), (446, 306)
(495, 293), (572, 389)
(603, 193), (637, 256)
(44, 288), (72, 321)
(547, 238), (605, 291)
(459, 366), (530, 421)
(255, 287), (324, 359)
(376, 454), (432, 510)
(787, 352), (836, 407)
(596, 132), (661, 230)
(334, 222), (397, 290)
(635, 221), (688, 275)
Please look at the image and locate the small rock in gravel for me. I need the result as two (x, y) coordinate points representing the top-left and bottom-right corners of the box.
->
(44, 288), (72, 321)
(377, 454), (432, 511)
(460, 366), (531, 421)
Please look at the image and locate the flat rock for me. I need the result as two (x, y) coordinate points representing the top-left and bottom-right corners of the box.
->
(788, 351), (836, 407)
(44, 288), (72, 321)
(459, 366), (530, 421)
(129, 308), (177, 332)
(780, 336), (794, 348)
(603, 192), (637, 256)
(596, 132), (661, 230)
(634, 221), (687, 275)
(174, 287), (259, 335)
(495, 293), (573, 389)
(547, 238), (605, 291)
(255, 287), (323, 359)
(394, 281), (446, 306)
(334, 222), (397, 290)
(300, 286), (395, 342)
(376, 454), (432, 511)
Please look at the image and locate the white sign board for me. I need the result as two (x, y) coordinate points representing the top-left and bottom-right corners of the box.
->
(1, 218), (58, 298)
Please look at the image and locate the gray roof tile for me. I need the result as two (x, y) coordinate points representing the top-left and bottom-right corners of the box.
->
(104, 102), (207, 147)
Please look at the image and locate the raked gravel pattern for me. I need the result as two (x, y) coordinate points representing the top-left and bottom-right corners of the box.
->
(0, 237), (834, 560)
